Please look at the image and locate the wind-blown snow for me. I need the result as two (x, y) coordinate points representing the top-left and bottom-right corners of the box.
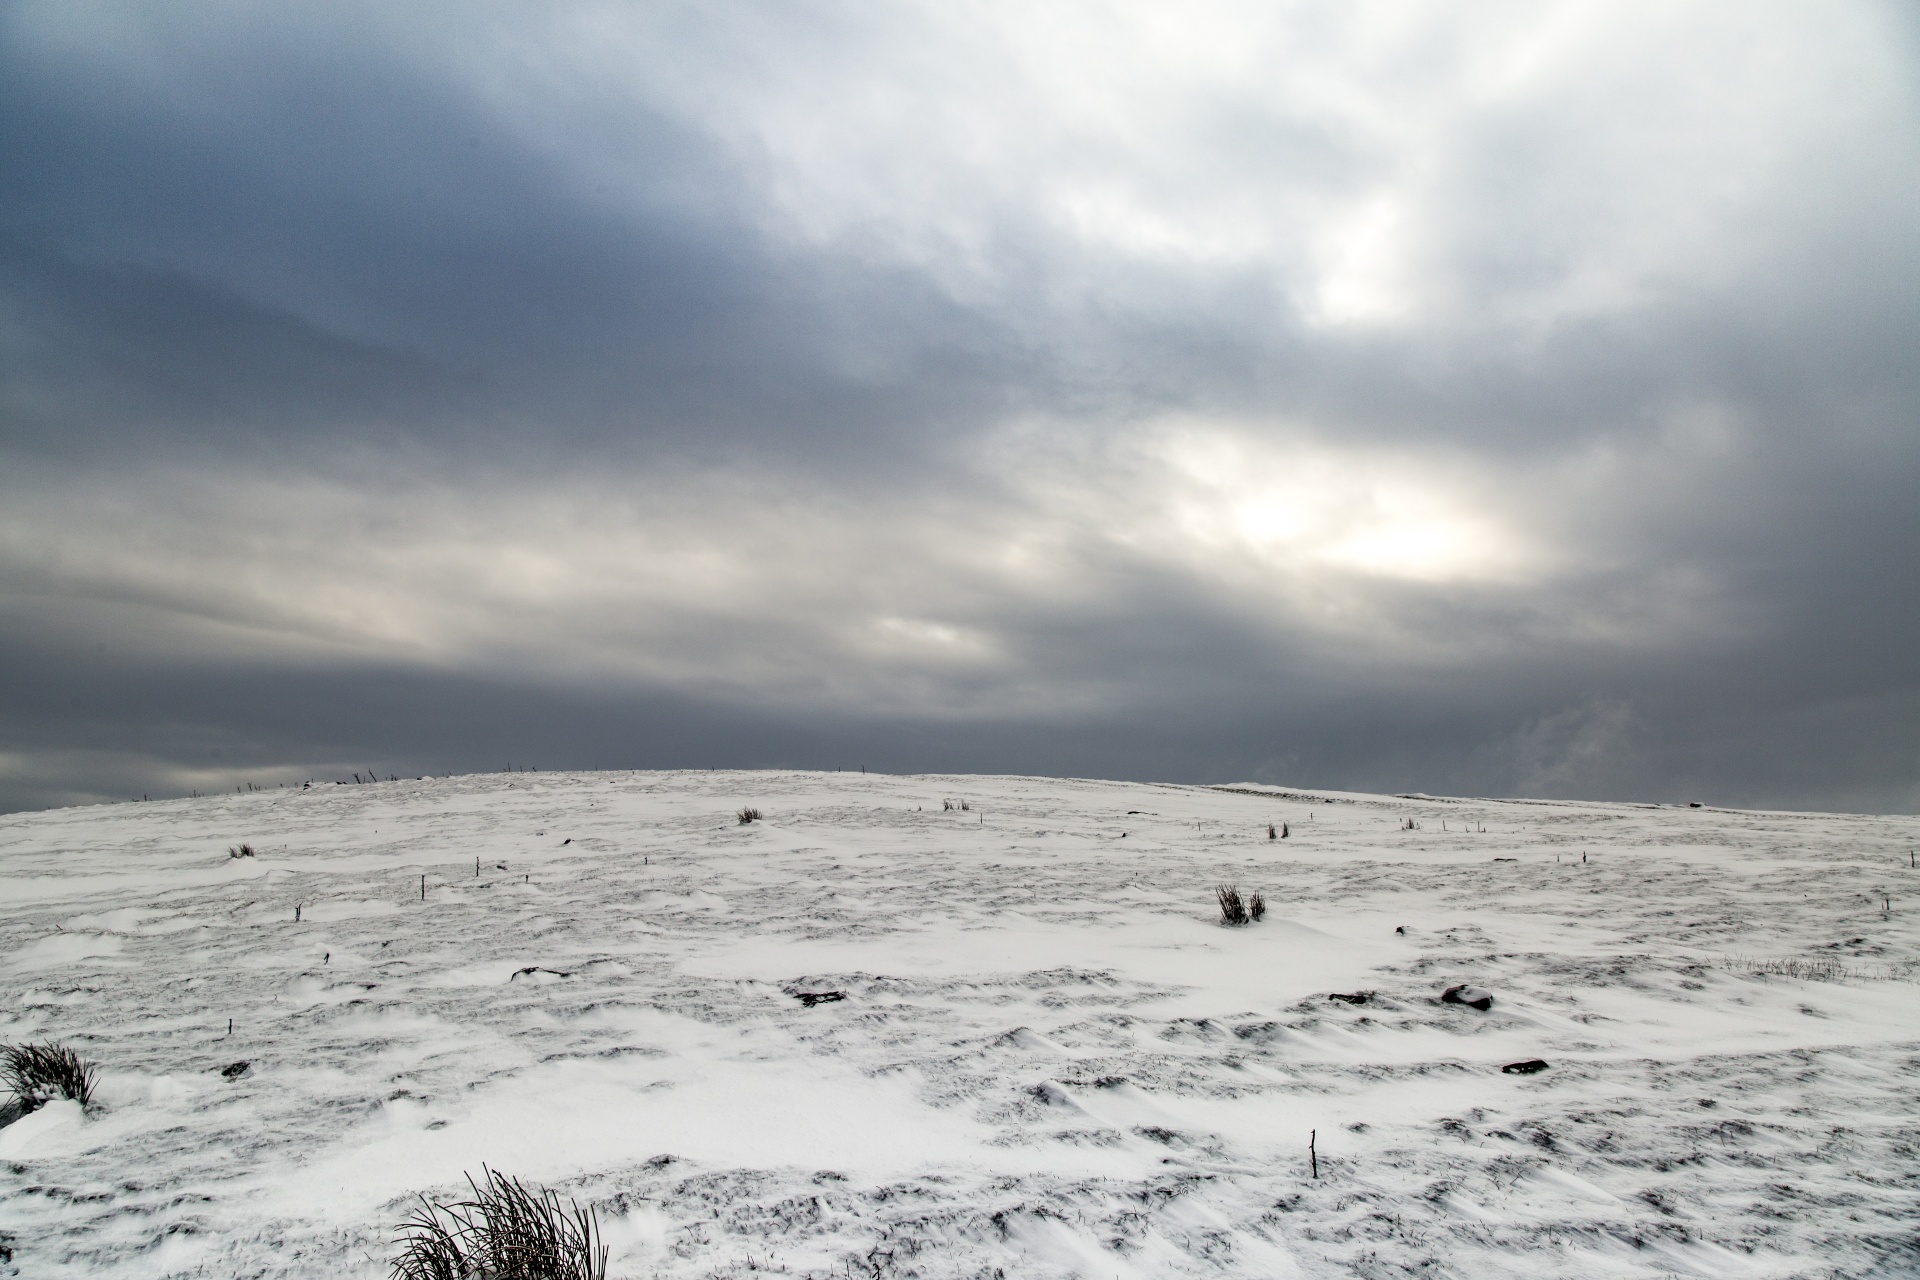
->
(0, 771), (1915, 1278)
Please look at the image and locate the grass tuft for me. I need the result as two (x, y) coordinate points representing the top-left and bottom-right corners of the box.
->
(1216, 884), (1248, 926)
(1248, 891), (1266, 921)
(3, 1042), (99, 1110)
(229, 843), (256, 858)
(737, 807), (763, 824)
(1715, 954), (1905, 983)
(392, 1167), (607, 1280)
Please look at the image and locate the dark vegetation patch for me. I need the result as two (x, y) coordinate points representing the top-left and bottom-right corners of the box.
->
(392, 1167), (606, 1280)
(791, 990), (847, 1008)
(3, 1042), (98, 1110)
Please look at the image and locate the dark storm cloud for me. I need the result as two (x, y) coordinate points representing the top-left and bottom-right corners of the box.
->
(0, 5), (1032, 467)
(1, 1), (1916, 813)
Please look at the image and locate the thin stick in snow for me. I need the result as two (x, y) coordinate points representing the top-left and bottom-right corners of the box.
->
(1310, 1129), (1318, 1178)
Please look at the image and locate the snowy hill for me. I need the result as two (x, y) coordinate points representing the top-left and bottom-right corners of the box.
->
(1, 771), (1916, 1278)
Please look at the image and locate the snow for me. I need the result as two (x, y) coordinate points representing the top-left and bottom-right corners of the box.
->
(0, 770), (1915, 1278)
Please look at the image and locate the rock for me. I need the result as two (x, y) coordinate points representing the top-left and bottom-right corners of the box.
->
(1501, 1058), (1550, 1075)
(220, 1061), (251, 1080)
(1327, 991), (1371, 1005)
(1441, 983), (1494, 1010)
(509, 966), (573, 983)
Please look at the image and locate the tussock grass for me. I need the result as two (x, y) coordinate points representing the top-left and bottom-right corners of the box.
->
(3, 1042), (99, 1110)
(1716, 954), (1907, 983)
(229, 843), (256, 858)
(1216, 885), (1248, 926)
(392, 1167), (606, 1280)
(737, 807), (763, 824)
(1248, 892), (1266, 921)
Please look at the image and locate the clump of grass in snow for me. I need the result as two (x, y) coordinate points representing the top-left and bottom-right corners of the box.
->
(392, 1167), (606, 1280)
(1718, 954), (1881, 983)
(3, 1042), (99, 1110)
(229, 842), (255, 858)
(1248, 891), (1266, 921)
(737, 807), (763, 824)
(1216, 885), (1248, 926)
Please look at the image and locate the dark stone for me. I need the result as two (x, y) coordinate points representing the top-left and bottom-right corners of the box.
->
(1502, 1059), (1550, 1075)
(1441, 984), (1494, 1010)
(220, 1061), (251, 1080)
(1328, 991), (1371, 1005)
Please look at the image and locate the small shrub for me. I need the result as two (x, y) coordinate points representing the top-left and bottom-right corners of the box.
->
(792, 990), (847, 1007)
(737, 807), (762, 824)
(1248, 892), (1266, 921)
(229, 843), (256, 858)
(3, 1042), (99, 1110)
(392, 1167), (607, 1280)
(943, 799), (953, 810)
(1216, 884), (1248, 926)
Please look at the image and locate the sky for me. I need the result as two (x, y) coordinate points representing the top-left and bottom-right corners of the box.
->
(1, 0), (1917, 815)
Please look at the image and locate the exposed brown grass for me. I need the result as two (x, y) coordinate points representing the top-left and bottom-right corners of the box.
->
(391, 1167), (606, 1280)
(3, 1042), (98, 1110)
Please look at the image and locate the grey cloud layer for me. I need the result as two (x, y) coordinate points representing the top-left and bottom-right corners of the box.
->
(1, 1), (1916, 812)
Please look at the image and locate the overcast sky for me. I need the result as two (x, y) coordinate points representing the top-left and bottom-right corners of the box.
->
(2, 1), (1916, 814)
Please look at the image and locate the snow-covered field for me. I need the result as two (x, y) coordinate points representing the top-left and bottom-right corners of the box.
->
(1, 770), (1916, 1279)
